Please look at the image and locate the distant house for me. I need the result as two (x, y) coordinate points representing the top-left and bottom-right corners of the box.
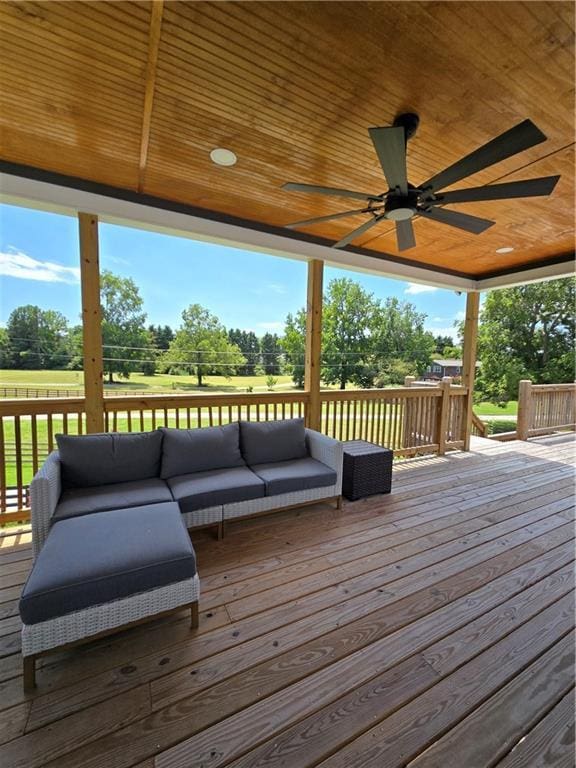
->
(424, 359), (465, 381)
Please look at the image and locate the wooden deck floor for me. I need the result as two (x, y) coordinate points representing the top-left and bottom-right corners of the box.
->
(0, 434), (574, 768)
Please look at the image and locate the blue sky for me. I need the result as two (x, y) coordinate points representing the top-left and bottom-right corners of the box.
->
(0, 203), (465, 340)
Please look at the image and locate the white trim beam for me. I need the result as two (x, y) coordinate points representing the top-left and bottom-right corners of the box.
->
(477, 259), (574, 290)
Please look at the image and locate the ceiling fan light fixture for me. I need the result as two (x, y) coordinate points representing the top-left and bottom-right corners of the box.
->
(386, 207), (414, 221)
(210, 148), (237, 166)
(495, 246), (515, 254)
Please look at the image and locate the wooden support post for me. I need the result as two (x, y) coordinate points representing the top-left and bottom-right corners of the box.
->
(78, 213), (105, 433)
(462, 291), (480, 451)
(305, 259), (323, 431)
(404, 376), (415, 388)
(436, 376), (452, 456)
(517, 379), (533, 441)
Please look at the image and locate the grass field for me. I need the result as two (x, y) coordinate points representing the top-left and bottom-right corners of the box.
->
(0, 369), (296, 394)
(474, 400), (518, 416)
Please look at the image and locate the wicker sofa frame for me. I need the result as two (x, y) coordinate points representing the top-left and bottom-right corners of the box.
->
(30, 428), (344, 556)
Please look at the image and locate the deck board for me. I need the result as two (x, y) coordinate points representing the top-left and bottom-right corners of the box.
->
(0, 435), (573, 768)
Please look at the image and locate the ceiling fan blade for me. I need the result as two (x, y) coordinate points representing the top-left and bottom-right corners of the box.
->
(333, 216), (384, 248)
(396, 219), (416, 251)
(283, 182), (376, 202)
(285, 209), (369, 228)
(368, 126), (408, 194)
(419, 207), (495, 234)
(426, 175), (561, 206)
(421, 119), (547, 193)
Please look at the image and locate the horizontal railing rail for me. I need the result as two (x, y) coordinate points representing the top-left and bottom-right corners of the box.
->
(0, 383), (469, 523)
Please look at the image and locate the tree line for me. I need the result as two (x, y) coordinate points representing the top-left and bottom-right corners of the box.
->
(1, 270), (573, 399)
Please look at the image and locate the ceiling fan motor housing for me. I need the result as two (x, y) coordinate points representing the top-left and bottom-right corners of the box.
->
(384, 189), (419, 221)
(393, 112), (420, 141)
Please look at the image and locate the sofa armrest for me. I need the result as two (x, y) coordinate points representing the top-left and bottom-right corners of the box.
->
(30, 451), (61, 559)
(305, 429), (343, 494)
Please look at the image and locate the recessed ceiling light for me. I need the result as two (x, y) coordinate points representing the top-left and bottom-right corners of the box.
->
(495, 247), (515, 254)
(210, 148), (237, 167)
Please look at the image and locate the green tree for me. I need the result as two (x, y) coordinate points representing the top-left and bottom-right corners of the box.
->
(144, 324), (175, 375)
(476, 278), (575, 403)
(282, 311), (306, 387)
(433, 334), (454, 354)
(6, 305), (71, 369)
(374, 358), (419, 387)
(100, 271), (149, 383)
(282, 280), (436, 390)
(371, 297), (435, 378)
(260, 332), (283, 375)
(321, 279), (379, 389)
(163, 304), (245, 386)
(0, 327), (11, 368)
(228, 329), (260, 375)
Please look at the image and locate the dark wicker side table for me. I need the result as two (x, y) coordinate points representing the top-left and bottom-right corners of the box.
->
(342, 440), (393, 501)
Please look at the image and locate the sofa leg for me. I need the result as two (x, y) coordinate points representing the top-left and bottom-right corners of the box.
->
(336, 495), (343, 510)
(23, 655), (36, 691)
(190, 601), (199, 630)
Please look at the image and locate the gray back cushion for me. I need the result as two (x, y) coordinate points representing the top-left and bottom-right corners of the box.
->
(240, 418), (308, 466)
(160, 423), (245, 479)
(56, 431), (163, 488)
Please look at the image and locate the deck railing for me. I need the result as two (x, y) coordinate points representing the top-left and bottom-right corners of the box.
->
(0, 383), (468, 523)
(319, 382), (467, 457)
(517, 380), (576, 440)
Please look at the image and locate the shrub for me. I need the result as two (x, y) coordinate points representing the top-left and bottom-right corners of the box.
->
(485, 419), (517, 435)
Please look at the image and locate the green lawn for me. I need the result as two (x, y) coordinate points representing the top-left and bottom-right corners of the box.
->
(0, 369), (296, 395)
(474, 400), (518, 416)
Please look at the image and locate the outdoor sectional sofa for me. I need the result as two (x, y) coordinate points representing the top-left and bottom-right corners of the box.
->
(20, 418), (343, 688)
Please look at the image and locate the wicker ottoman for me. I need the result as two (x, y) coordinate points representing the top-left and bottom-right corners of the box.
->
(19, 501), (200, 689)
(342, 440), (393, 501)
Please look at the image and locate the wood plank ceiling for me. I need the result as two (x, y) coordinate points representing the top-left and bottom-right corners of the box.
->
(0, 0), (574, 279)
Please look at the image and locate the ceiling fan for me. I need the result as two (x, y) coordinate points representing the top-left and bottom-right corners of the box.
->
(282, 114), (560, 252)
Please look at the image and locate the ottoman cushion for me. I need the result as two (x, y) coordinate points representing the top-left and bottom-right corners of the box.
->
(20, 502), (196, 625)
(251, 457), (337, 496)
(54, 478), (173, 521)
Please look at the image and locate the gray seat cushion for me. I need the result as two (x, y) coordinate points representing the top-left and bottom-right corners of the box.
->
(20, 502), (196, 625)
(54, 478), (173, 521)
(160, 423), (244, 479)
(239, 418), (308, 466)
(56, 431), (164, 488)
(168, 467), (265, 513)
(251, 457), (337, 496)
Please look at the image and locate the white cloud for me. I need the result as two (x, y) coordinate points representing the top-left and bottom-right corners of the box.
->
(425, 325), (462, 342)
(404, 283), (438, 295)
(455, 310), (466, 321)
(0, 248), (80, 284)
(266, 283), (287, 295)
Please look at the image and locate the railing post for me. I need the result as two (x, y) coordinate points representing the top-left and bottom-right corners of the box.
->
(517, 379), (533, 441)
(436, 376), (452, 455)
(305, 259), (323, 431)
(78, 213), (105, 433)
(404, 376), (415, 388)
(462, 291), (480, 450)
